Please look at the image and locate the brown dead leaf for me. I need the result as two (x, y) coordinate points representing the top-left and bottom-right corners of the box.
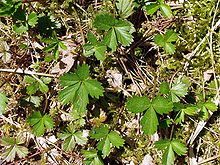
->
(51, 55), (75, 75)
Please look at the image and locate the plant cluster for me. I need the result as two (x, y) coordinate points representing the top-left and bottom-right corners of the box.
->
(0, 0), (219, 164)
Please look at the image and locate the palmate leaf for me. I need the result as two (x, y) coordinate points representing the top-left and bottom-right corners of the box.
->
(175, 106), (197, 124)
(27, 111), (54, 136)
(103, 20), (134, 51)
(24, 75), (51, 95)
(144, 0), (172, 18)
(154, 30), (178, 55)
(93, 13), (134, 51)
(83, 43), (107, 61)
(0, 91), (8, 115)
(43, 33), (67, 60)
(170, 79), (188, 102)
(60, 131), (88, 151)
(126, 95), (173, 135)
(198, 101), (218, 120)
(2, 145), (28, 162)
(116, 0), (134, 18)
(59, 64), (104, 114)
(83, 32), (107, 61)
(82, 149), (104, 165)
(1, 137), (28, 162)
(155, 139), (187, 165)
(91, 125), (124, 157)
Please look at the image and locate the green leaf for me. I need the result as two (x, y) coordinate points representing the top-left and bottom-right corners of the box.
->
(24, 75), (50, 95)
(154, 30), (178, 55)
(73, 84), (90, 113)
(91, 126), (124, 157)
(160, 82), (170, 94)
(0, 0), (22, 16)
(152, 96), (173, 114)
(90, 125), (109, 140)
(62, 133), (76, 151)
(114, 20), (134, 46)
(116, 0), (134, 18)
(87, 32), (98, 44)
(0, 92), (8, 115)
(94, 45), (107, 61)
(155, 139), (170, 150)
(24, 75), (36, 84)
(93, 13), (115, 31)
(27, 111), (54, 136)
(183, 106), (197, 116)
(59, 64), (104, 113)
(145, 3), (159, 15)
(198, 101), (217, 120)
(26, 83), (38, 95)
(103, 28), (117, 51)
(76, 64), (90, 80)
(155, 139), (187, 165)
(25, 96), (42, 107)
(82, 149), (98, 159)
(108, 131), (124, 148)
(159, 4), (172, 18)
(200, 106), (209, 120)
(1, 137), (28, 162)
(204, 102), (217, 112)
(144, 1), (172, 18)
(157, 0), (164, 3)
(83, 43), (107, 61)
(164, 43), (176, 54)
(164, 30), (178, 42)
(175, 106), (197, 124)
(59, 83), (81, 105)
(162, 144), (175, 165)
(140, 106), (158, 135)
(93, 13), (134, 51)
(59, 41), (67, 50)
(43, 35), (67, 60)
(39, 81), (49, 93)
(60, 124), (88, 151)
(28, 12), (38, 27)
(171, 79), (188, 102)
(84, 80), (104, 99)
(126, 96), (150, 113)
(171, 140), (187, 156)
(2, 145), (28, 162)
(41, 77), (52, 84)
(59, 73), (80, 87)
(91, 157), (104, 165)
(74, 131), (88, 145)
(154, 34), (165, 47)
(102, 137), (111, 158)
(13, 23), (28, 34)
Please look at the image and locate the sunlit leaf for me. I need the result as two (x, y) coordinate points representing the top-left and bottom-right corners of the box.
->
(0, 92), (8, 115)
